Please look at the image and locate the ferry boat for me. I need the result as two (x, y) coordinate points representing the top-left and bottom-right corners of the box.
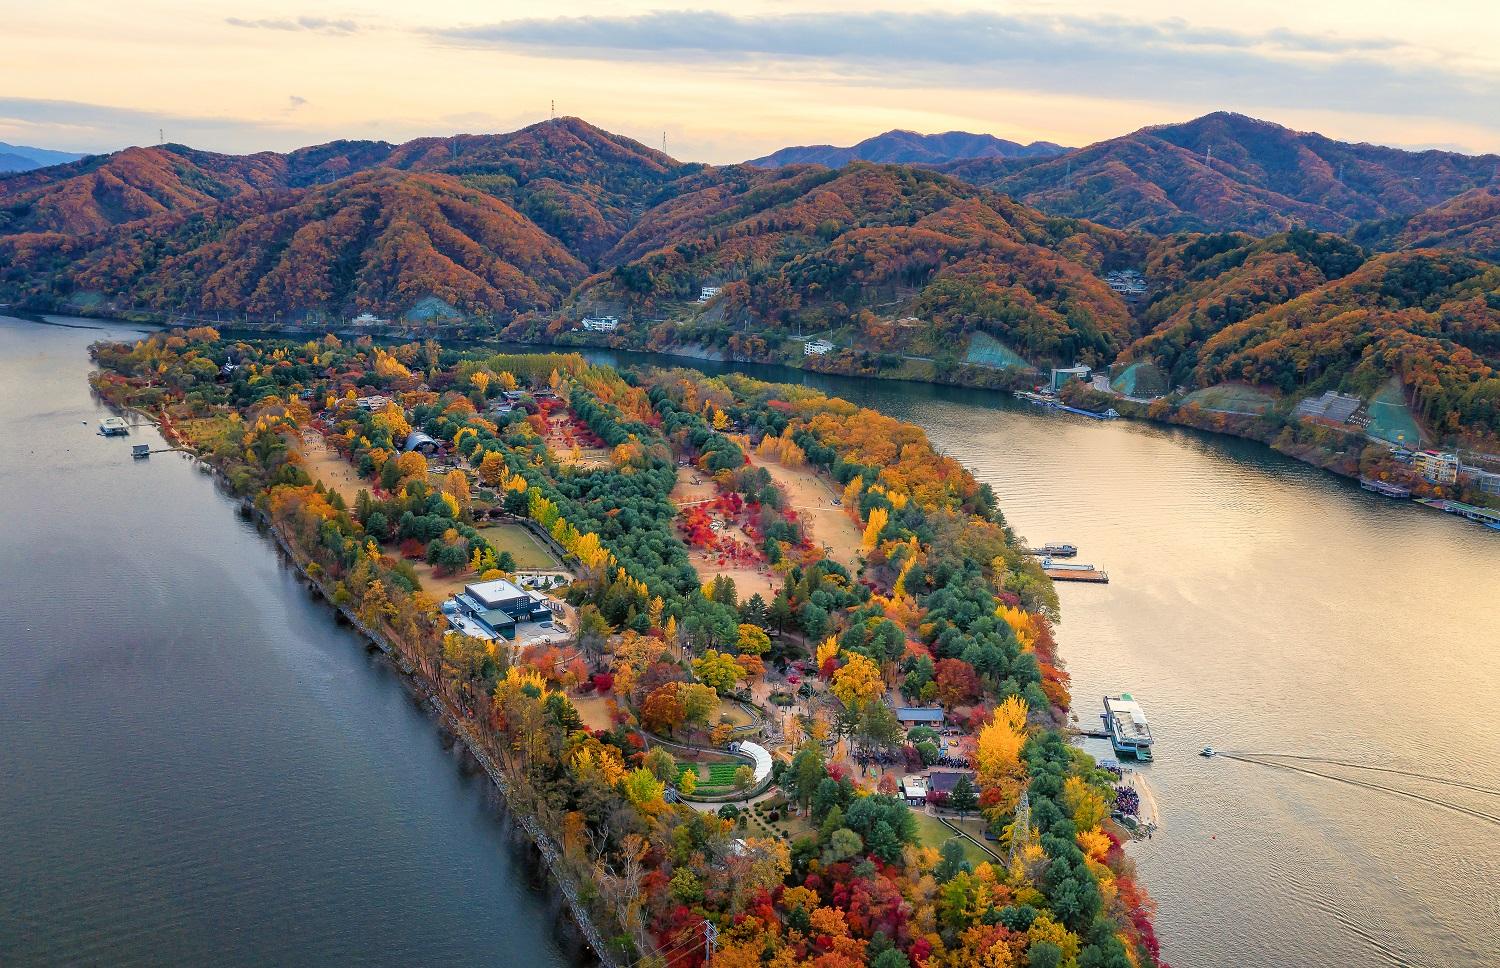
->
(99, 417), (129, 436)
(1102, 694), (1154, 760)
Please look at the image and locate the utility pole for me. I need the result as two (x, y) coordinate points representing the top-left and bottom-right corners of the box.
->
(703, 920), (718, 966)
(159, 128), (164, 145)
(550, 99), (555, 120)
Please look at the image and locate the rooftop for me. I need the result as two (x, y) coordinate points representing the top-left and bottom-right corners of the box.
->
(465, 578), (528, 607)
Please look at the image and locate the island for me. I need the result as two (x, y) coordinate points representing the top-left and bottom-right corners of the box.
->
(92, 328), (1162, 968)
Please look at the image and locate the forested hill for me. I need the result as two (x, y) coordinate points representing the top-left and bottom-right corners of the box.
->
(941, 112), (1500, 235)
(1353, 187), (1500, 262)
(0, 117), (685, 257)
(577, 163), (1139, 364)
(5, 170), (589, 320)
(747, 129), (1068, 167)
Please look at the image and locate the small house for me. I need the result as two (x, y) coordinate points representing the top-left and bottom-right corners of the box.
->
(901, 775), (928, 807)
(927, 771), (976, 799)
(896, 707), (946, 728)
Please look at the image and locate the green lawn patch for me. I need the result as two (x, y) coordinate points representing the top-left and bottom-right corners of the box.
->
(478, 522), (561, 570)
(912, 811), (991, 866)
(1181, 383), (1276, 415)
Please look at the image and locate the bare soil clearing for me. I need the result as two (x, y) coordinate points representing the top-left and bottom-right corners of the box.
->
(750, 455), (864, 567)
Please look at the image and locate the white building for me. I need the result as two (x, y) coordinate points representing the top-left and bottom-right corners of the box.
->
(698, 286), (721, 303)
(803, 339), (835, 356)
(581, 316), (619, 332)
(350, 312), (389, 326)
(1414, 450), (1459, 485)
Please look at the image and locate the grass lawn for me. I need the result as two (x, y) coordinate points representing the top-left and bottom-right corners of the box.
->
(1182, 383), (1276, 415)
(912, 811), (992, 866)
(478, 522), (561, 570)
(715, 700), (754, 728)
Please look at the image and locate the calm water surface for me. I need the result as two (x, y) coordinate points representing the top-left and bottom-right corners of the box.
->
(0, 316), (570, 966)
(571, 347), (1500, 968)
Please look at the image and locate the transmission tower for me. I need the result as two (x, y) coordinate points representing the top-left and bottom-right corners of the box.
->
(1007, 789), (1032, 867)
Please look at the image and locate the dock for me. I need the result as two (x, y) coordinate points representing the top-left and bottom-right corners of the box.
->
(1415, 497), (1500, 531)
(1045, 567), (1109, 583)
(1359, 476), (1411, 498)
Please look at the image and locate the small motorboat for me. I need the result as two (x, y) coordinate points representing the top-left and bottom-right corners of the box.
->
(1200, 746), (1217, 758)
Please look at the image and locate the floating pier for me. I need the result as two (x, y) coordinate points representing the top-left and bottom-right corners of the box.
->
(1359, 476), (1411, 498)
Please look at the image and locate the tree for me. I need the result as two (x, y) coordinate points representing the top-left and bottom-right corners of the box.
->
(478, 450), (507, 486)
(857, 699), (904, 752)
(734, 764), (754, 790)
(933, 658), (980, 708)
(948, 775), (979, 819)
(736, 623), (771, 656)
(643, 746), (677, 781)
(935, 838), (971, 883)
(976, 696), (1028, 819)
(692, 649), (744, 693)
(830, 652), (884, 712)
(641, 683), (686, 735)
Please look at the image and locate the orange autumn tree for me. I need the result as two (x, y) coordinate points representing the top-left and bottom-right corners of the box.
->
(975, 695), (1029, 821)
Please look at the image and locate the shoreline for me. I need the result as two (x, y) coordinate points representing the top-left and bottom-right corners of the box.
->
(55, 308), (1462, 499)
(126, 395), (616, 968)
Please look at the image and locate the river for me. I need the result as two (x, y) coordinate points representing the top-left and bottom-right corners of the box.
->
(4, 321), (1498, 967)
(0, 316), (571, 966)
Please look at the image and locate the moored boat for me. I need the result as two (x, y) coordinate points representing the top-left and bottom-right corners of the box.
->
(1102, 694), (1154, 760)
(99, 416), (129, 436)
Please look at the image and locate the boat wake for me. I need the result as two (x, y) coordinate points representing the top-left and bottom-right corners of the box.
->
(1218, 752), (1500, 828)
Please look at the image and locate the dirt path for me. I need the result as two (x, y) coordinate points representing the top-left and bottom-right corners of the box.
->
(297, 431), (366, 505)
(750, 456), (864, 566)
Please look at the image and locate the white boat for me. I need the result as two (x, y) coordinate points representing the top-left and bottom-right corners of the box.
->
(99, 417), (129, 436)
(1102, 694), (1154, 761)
(1200, 746), (1216, 758)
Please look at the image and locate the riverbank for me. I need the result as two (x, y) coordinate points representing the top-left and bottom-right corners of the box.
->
(59, 308), (1495, 510)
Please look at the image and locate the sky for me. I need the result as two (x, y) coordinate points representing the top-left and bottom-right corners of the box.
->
(3, 0), (1499, 162)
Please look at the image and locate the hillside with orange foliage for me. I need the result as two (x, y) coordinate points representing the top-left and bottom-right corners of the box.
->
(1, 170), (588, 319)
(584, 163), (1139, 363)
(943, 112), (1500, 235)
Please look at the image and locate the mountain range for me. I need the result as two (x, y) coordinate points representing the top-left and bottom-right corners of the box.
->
(940, 112), (1500, 235)
(1, 112), (1495, 443)
(0, 142), (86, 174)
(747, 129), (1068, 168)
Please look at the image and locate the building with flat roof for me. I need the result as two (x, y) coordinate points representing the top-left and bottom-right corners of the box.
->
(581, 316), (619, 332)
(1049, 364), (1091, 391)
(1414, 450), (1459, 485)
(901, 775), (928, 806)
(803, 339), (835, 356)
(443, 579), (557, 640)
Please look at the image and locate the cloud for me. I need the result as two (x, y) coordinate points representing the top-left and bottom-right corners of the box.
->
(288, 95), (308, 109)
(429, 10), (1500, 125)
(226, 16), (359, 35)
